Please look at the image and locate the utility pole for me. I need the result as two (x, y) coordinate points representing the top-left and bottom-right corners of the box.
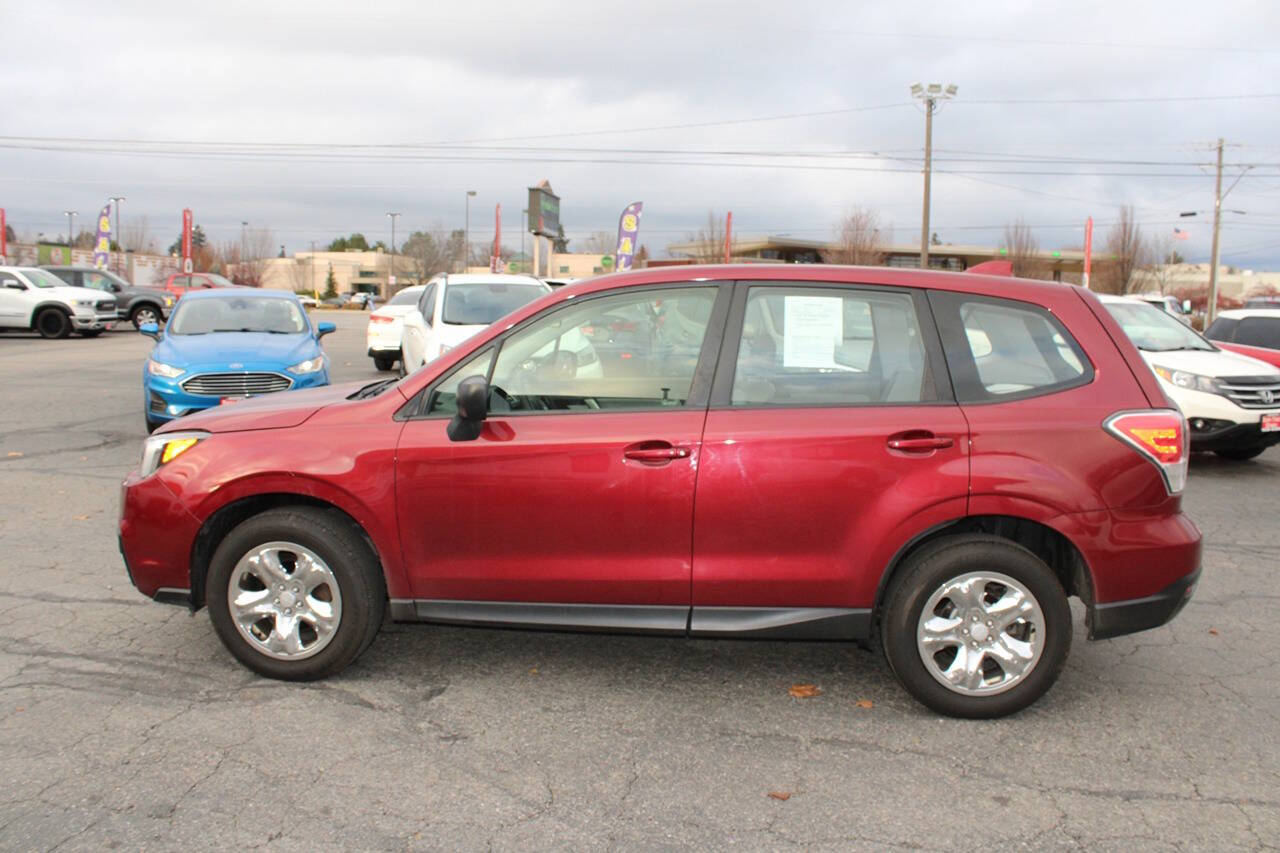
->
(1207, 138), (1224, 324)
(108, 196), (125, 275)
(63, 210), (76, 248)
(910, 82), (957, 270)
(386, 212), (400, 293)
(464, 190), (476, 273)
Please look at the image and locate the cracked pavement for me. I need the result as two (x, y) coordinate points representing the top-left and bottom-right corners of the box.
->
(0, 312), (1277, 851)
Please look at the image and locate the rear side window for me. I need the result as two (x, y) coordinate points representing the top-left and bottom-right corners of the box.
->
(731, 286), (941, 406)
(1233, 317), (1280, 350)
(931, 292), (1092, 403)
(1204, 317), (1238, 342)
(417, 283), (437, 326)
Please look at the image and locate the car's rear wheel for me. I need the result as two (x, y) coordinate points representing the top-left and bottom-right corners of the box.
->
(373, 354), (396, 372)
(131, 304), (161, 329)
(881, 535), (1071, 718)
(206, 507), (386, 680)
(34, 308), (71, 339)
(1215, 446), (1267, 461)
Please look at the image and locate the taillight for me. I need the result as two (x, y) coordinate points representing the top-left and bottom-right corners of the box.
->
(1104, 410), (1188, 494)
(369, 314), (394, 324)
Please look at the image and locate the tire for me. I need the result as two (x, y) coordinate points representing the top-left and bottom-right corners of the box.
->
(1215, 446), (1266, 461)
(34, 308), (71, 339)
(145, 415), (163, 434)
(130, 304), (162, 330)
(205, 507), (386, 681)
(881, 535), (1071, 719)
(373, 354), (396, 372)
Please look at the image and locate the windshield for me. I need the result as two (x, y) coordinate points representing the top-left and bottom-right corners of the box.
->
(168, 297), (309, 335)
(21, 269), (67, 289)
(204, 273), (236, 288)
(388, 288), (423, 307)
(1105, 302), (1214, 352)
(442, 282), (546, 326)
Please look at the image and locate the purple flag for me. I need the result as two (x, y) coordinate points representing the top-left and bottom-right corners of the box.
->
(614, 202), (643, 271)
(92, 202), (111, 269)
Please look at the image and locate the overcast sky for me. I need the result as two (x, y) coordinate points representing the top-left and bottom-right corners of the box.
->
(4, 0), (1280, 267)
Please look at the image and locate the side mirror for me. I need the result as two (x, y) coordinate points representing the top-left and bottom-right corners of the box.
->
(139, 322), (162, 340)
(112, 283), (124, 293)
(316, 322), (336, 338)
(447, 375), (489, 442)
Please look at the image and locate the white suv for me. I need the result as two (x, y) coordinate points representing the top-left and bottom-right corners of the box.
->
(1101, 295), (1280, 460)
(400, 274), (550, 372)
(0, 266), (117, 338)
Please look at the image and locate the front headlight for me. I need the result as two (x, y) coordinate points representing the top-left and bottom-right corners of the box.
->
(139, 431), (209, 477)
(147, 359), (185, 378)
(1152, 365), (1222, 395)
(287, 356), (325, 375)
(163, 296), (175, 308)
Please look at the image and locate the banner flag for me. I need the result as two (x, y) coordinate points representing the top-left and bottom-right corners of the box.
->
(0, 208), (6, 263)
(93, 203), (111, 269)
(614, 202), (643, 271)
(181, 209), (193, 274)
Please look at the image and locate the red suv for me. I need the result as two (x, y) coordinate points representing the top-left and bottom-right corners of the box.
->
(118, 266), (1201, 717)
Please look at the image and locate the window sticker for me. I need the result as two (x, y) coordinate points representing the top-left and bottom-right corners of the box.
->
(782, 295), (844, 368)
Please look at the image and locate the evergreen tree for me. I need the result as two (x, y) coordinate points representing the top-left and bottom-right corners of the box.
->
(323, 266), (338, 299)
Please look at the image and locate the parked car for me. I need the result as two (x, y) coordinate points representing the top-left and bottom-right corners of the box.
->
(139, 289), (334, 433)
(1204, 308), (1280, 369)
(119, 265), (1202, 718)
(296, 295), (318, 309)
(43, 265), (175, 329)
(366, 285), (425, 371)
(1101, 295), (1280, 460)
(1136, 293), (1192, 325)
(1244, 296), (1280, 309)
(155, 272), (237, 301)
(0, 265), (117, 338)
(400, 273), (550, 372)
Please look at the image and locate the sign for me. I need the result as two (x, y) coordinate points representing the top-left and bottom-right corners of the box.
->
(388, 275), (397, 287)
(527, 182), (560, 236)
(93, 203), (111, 269)
(782, 295), (843, 369)
(613, 202), (643, 271)
(601, 255), (613, 269)
(491, 203), (503, 272)
(38, 244), (71, 265)
(0, 207), (6, 264)
(1082, 216), (1093, 289)
(181, 208), (193, 274)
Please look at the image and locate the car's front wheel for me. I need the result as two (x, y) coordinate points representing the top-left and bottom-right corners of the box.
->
(373, 354), (396, 372)
(206, 507), (386, 680)
(131, 304), (161, 329)
(881, 535), (1071, 718)
(34, 308), (71, 339)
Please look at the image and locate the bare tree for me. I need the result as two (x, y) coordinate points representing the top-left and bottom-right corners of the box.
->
(581, 231), (615, 254)
(673, 211), (726, 263)
(402, 228), (462, 282)
(823, 207), (885, 266)
(287, 255), (315, 296)
(1000, 217), (1051, 279)
(121, 215), (154, 254)
(1139, 231), (1180, 294)
(1093, 206), (1147, 294)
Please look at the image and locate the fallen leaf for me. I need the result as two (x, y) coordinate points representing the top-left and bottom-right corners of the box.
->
(788, 684), (822, 699)
(73, 514), (89, 520)
(529, 667), (539, 675)
(1208, 628), (1219, 636)
(5, 452), (21, 458)
(855, 699), (874, 709)
(79, 456), (88, 461)
(768, 791), (791, 801)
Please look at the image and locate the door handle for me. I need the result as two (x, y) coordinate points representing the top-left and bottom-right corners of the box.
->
(623, 442), (691, 463)
(887, 435), (954, 451)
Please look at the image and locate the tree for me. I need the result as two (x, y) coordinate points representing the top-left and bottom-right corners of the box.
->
(4, 224), (15, 244)
(582, 231), (615, 254)
(1093, 205), (1147, 294)
(674, 211), (727, 263)
(1000, 217), (1051, 280)
(121, 215), (154, 253)
(823, 207), (885, 266)
(168, 224), (208, 255)
(222, 227), (275, 287)
(401, 228), (464, 281)
(633, 245), (650, 269)
(288, 255), (314, 297)
(73, 230), (96, 249)
(551, 224), (570, 253)
(327, 233), (369, 252)
(323, 266), (338, 299)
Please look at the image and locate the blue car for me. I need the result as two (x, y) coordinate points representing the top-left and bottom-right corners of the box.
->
(140, 289), (335, 432)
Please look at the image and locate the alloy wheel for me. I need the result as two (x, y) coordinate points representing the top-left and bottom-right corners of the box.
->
(227, 541), (343, 661)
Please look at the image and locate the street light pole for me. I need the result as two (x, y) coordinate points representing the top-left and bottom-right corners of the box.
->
(464, 190), (477, 273)
(1207, 139), (1225, 324)
(63, 210), (76, 249)
(910, 82), (957, 270)
(386, 212), (400, 293)
(108, 196), (125, 275)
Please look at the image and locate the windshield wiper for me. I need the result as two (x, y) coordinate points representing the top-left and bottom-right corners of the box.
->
(348, 378), (398, 400)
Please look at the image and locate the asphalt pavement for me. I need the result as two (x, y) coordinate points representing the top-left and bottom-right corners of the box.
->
(0, 311), (1277, 851)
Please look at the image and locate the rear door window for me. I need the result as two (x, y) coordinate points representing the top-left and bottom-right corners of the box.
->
(729, 286), (943, 406)
(1233, 317), (1280, 350)
(931, 292), (1092, 402)
(417, 283), (437, 326)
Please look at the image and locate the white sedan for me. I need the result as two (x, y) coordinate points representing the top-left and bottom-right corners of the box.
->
(366, 285), (425, 371)
(400, 274), (550, 373)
